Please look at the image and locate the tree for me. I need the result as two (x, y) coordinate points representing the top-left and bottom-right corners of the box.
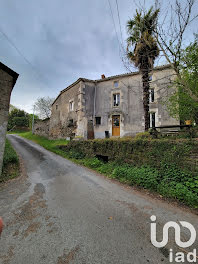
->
(154, 0), (198, 102)
(34, 97), (54, 119)
(167, 38), (198, 123)
(8, 107), (29, 130)
(126, 7), (160, 130)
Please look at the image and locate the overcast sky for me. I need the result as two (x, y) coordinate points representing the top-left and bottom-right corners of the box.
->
(0, 0), (197, 113)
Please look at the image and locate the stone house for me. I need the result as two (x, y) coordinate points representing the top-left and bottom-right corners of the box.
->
(0, 62), (19, 176)
(49, 65), (179, 139)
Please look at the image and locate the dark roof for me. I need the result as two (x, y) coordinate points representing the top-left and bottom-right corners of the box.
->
(52, 64), (172, 105)
(94, 64), (172, 82)
(0, 62), (19, 87)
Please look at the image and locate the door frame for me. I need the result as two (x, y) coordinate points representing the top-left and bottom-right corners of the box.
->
(112, 115), (120, 136)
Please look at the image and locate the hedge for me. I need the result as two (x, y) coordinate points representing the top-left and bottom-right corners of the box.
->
(59, 139), (197, 173)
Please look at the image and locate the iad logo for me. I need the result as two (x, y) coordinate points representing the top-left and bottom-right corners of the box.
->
(150, 215), (197, 263)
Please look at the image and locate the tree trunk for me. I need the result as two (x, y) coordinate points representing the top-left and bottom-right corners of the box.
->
(141, 69), (150, 131)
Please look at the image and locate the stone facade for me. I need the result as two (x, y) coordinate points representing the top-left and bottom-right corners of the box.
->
(0, 62), (18, 176)
(34, 118), (50, 137)
(49, 81), (79, 139)
(50, 65), (179, 139)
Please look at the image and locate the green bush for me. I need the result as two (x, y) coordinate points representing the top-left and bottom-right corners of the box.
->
(83, 158), (104, 168)
(13, 116), (29, 127)
(63, 139), (196, 172)
(158, 181), (198, 207)
(184, 176), (198, 194)
(135, 131), (151, 139)
(1, 139), (19, 182)
(97, 162), (116, 175)
(112, 165), (159, 190)
(68, 150), (85, 159)
(3, 140), (19, 167)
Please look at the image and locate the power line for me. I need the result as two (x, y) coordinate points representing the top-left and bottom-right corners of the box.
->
(107, 0), (132, 72)
(0, 26), (49, 89)
(107, 0), (122, 53)
(115, 0), (124, 47)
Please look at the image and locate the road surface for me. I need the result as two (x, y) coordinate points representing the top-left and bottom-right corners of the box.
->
(0, 135), (197, 264)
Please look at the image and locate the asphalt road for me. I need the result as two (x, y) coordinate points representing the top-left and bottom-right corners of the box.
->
(0, 135), (197, 264)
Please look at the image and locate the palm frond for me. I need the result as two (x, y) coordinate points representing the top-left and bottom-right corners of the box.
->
(126, 6), (160, 70)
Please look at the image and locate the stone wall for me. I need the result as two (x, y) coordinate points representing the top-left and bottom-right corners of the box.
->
(34, 119), (50, 137)
(149, 67), (179, 127)
(49, 81), (80, 139)
(0, 69), (15, 175)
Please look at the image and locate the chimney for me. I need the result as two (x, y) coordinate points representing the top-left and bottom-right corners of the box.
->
(101, 74), (106, 79)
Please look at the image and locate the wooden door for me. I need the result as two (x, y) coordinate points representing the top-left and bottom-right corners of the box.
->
(112, 115), (120, 136)
(87, 120), (94, 139)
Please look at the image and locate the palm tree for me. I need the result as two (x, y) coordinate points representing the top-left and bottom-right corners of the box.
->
(127, 7), (160, 130)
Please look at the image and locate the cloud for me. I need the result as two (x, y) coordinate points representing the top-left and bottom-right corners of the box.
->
(0, 0), (197, 113)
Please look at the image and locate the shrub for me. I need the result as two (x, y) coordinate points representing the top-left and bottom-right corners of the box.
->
(184, 176), (198, 194)
(135, 132), (151, 139)
(1, 139), (19, 182)
(158, 181), (198, 207)
(97, 162), (117, 175)
(112, 165), (159, 190)
(83, 158), (104, 168)
(3, 140), (19, 167)
(68, 150), (85, 159)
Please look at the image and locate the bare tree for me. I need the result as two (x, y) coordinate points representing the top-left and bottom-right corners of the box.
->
(154, 0), (198, 101)
(34, 97), (54, 119)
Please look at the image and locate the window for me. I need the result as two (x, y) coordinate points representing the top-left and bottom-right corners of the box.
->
(149, 75), (152, 81)
(113, 81), (119, 88)
(56, 105), (58, 110)
(149, 112), (156, 128)
(113, 116), (120, 127)
(95, 117), (101, 125)
(150, 88), (154, 103)
(113, 93), (120, 107)
(69, 101), (74, 111)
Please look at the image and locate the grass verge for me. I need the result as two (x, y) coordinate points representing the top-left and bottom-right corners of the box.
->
(1, 139), (20, 183)
(17, 132), (69, 156)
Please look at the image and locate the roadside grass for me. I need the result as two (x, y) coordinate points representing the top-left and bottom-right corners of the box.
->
(7, 130), (28, 134)
(17, 132), (69, 157)
(1, 139), (20, 183)
(17, 132), (198, 208)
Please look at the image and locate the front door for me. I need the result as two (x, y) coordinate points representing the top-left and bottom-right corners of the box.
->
(112, 115), (120, 136)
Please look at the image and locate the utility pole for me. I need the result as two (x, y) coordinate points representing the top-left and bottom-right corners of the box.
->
(32, 105), (35, 134)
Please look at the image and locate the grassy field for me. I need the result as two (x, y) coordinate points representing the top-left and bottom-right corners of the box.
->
(1, 139), (20, 183)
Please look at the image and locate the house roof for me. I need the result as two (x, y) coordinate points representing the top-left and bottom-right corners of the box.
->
(52, 64), (172, 105)
(0, 62), (19, 87)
